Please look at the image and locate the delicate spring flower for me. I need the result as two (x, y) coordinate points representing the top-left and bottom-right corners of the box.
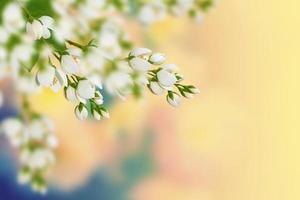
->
(167, 92), (181, 107)
(26, 16), (54, 40)
(77, 79), (95, 99)
(75, 104), (89, 120)
(149, 81), (165, 95)
(18, 168), (32, 185)
(94, 91), (104, 105)
(157, 69), (177, 87)
(61, 55), (79, 75)
(129, 57), (151, 72)
(129, 48), (152, 57)
(93, 110), (101, 120)
(149, 53), (166, 65)
(64, 85), (78, 102)
(36, 66), (56, 87)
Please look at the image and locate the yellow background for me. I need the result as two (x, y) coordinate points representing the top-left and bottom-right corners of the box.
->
(30, 0), (300, 199)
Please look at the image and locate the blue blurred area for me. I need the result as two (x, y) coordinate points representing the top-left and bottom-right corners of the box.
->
(0, 104), (154, 200)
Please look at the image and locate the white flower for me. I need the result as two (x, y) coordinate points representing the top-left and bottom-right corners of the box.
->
(77, 80), (95, 99)
(75, 104), (89, 120)
(100, 109), (110, 119)
(32, 180), (47, 194)
(138, 1), (166, 25)
(61, 55), (79, 75)
(129, 57), (151, 72)
(190, 86), (200, 94)
(36, 66), (56, 87)
(167, 92), (181, 107)
(26, 16), (54, 40)
(129, 48), (152, 57)
(93, 110), (101, 120)
(149, 81), (165, 95)
(157, 69), (177, 87)
(3, 3), (24, 32)
(64, 86), (78, 102)
(94, 91), (103, 105)
(50, 69), (68, 92)
(46, 135), (58, 148)
(27, 120), (46, 140)
(163, 64), (178, 72)
(18, 168), (32, 185)
(149, 53), (166, 65)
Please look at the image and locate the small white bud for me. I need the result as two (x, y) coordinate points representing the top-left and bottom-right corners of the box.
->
(75, 104), (88, 120)
(149, 53), (166, 65)
(64, 86), (77, 102)
(101, 109), (110, 119)
(39, 16), (54, 30)
(77, 80), (95, 99)
(129, 48), (152, 57)
(167, 92), (181, 107)
(94, 91), (103, 105)
(149, 81), (165, 95)
(157, 69), (177, 87)
(129, 57), (151, 72)
(93, 110), (101, 121)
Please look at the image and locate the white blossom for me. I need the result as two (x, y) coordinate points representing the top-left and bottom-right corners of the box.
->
(64, 86), (78, 102)
(61, 55), (79, 75)
(149, 81), (165, 95)
(167, 92), (181, 107)
(149, 53), (166, 65)
(129, 57), (151, 72)
(157, 69), (177, 87)
(75, 105), (89, 120)
(77, 79), (95, 99)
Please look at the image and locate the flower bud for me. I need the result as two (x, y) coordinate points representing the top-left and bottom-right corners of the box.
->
(157, 69), (177, 87)
(77, 80), (95, 99)
(149, 53), (166, 65)
(75, 104), (88, 120)
(93, 110), (101, 121)
(129, 48), (152, 57)
(100, 108), (110, 119)
(129, 57), (151, 72)
(149, 81), (165, 95)
(94, 91), (103, 105)
(167, 92), (181, 107)
(64, 86), (77, 102)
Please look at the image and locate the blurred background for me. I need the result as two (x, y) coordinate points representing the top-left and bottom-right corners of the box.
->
(1, 0), (300, 199)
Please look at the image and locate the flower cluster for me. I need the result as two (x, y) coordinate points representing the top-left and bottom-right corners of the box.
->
(0, 0), (208, 194)
(128, 48), (200, 107)
(1, 115), (57, 194)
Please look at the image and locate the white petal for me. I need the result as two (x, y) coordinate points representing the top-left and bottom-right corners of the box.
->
(55, 69), (68, 87)
(77, 80), (95, 99)
(32, 20), (44, 39)
(36, 66), (55, 87)
(75, 105), (88, 120)
(61, 55), (79, 75)
(42, 26), (51, 39)
(39, 16), (54, 29)
(163, 64), (178, 72)
(157, 69), (177, 87)
(167, 93), (181, 107)
(65, 86), (77, 102)
(129, 48), (152, 57)
(149, 81), (165, 95)
(129, 57), (151, 72)
(149, 53), (166, 65)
